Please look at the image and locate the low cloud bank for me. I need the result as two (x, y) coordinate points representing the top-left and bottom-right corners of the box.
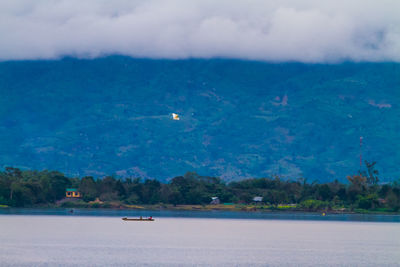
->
(1, 0), (400, 62)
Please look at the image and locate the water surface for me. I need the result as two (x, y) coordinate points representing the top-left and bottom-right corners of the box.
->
(1, 208), (400, 222)
(0, 214), (399, 266)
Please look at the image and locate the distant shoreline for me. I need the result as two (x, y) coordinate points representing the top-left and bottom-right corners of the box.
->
(1, 204), (399, 215)
(1, 207), (400, 223)
(2, 168), (399, 214)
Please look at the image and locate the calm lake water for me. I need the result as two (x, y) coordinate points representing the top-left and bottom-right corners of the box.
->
(0, 211), (399, 266)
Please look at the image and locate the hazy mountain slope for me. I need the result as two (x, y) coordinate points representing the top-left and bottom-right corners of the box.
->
(0, 57), (399, 182)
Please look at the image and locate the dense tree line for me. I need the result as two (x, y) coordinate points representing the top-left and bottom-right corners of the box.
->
(1, 164), (399, 212)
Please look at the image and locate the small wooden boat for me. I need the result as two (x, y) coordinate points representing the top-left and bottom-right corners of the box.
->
(122, 217), (154, 221)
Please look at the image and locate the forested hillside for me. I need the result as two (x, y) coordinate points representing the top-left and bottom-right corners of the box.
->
(0, 57), (399, 181)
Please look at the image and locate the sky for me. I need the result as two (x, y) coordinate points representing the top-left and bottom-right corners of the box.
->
(0, 0), (400, 62)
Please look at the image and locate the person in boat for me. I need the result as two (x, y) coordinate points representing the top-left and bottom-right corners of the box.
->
(149, 216), (152, 220)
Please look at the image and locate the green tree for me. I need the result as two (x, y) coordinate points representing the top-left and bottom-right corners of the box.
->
(79, 176), (98, 201)
(357, 194), (379, 210)
(49, 174), (71, 201)
(360, 161), (379, 185)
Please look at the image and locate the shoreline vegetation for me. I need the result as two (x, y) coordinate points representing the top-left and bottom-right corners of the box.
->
(1, 165), (400, 214)
(4, 203), (397, 215)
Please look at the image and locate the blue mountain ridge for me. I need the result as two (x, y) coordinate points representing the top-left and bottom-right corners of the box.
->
(0, 57), (399, 182)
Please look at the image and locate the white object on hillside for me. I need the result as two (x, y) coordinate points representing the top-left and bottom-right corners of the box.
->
(172, 113), (180, 120)
(253, 196), (263, 202)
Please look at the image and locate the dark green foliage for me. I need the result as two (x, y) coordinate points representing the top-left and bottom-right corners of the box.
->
(315, 184), (334, 201)
(49, 174), (71, 201)
(299, 199), (330, 211)
(168, 172), (224, 204)
(356, 194), (379, 210)
(360, 161), (380, 185)
(1, 166), (400, 211)
(141, 179), (161, 204)
(0, 168), (71, 206)
(79, 176), (97, 202)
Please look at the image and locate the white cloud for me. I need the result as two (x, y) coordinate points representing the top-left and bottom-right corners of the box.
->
(0, 0), (399, 62)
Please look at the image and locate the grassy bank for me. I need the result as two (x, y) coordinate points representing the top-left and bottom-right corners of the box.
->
(38, 201), (398, 214)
